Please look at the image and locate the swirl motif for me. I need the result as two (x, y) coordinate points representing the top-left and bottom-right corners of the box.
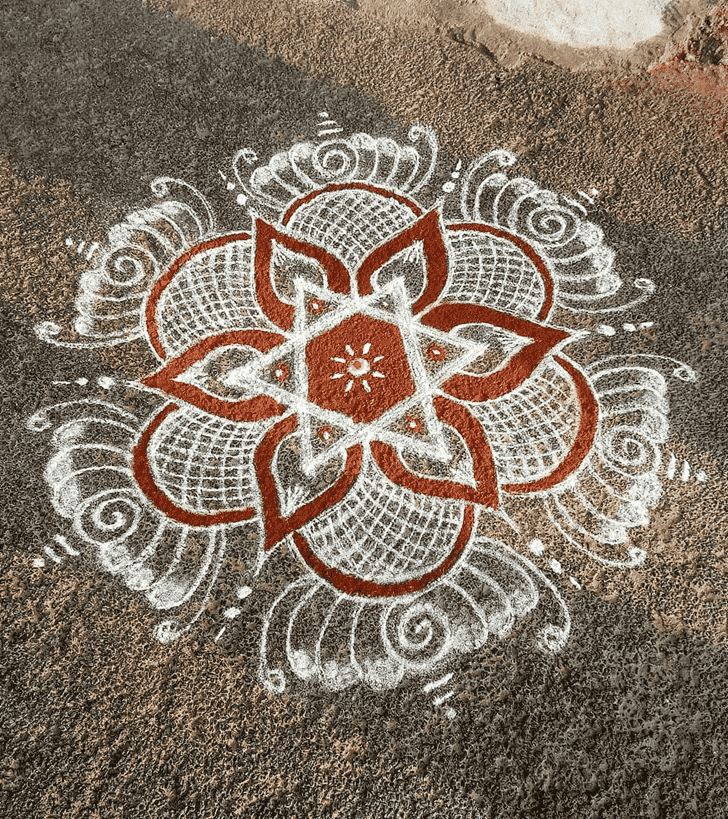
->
(383, 601), (452, 668)
(74, 490), (142, 547)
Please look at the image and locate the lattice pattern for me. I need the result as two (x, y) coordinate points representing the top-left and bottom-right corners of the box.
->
(149, 408), (262, 513)
(156, 241), (265, 357)
(285, 189), (417, 272)
(301, 458), (464, 583)
(470, 362), (580, 485)
(442, 230), (546, 319)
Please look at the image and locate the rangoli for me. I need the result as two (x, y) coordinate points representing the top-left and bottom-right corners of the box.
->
(28, 123), (695, 694)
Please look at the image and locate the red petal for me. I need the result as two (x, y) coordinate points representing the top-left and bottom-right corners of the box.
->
(292, 505), (474, 598)
(142, 330), (287, 423)
(447, 223), (556, 321)
(502, 356), (599, 493)
(132, 404), (256, 527)
(356, 209), (448, 314)
(371, 396), (499, 508)
(421, 303), (570, 402)
(145, 232), (252, 360)
(253, 218), (351, 331)
(254, 414), (364, 550)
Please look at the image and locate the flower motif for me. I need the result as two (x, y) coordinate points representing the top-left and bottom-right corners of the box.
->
(30, 127), (685, 693)
(134, 182), (597, 599)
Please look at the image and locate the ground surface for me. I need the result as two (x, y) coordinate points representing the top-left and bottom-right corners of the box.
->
(1, 1), (728, 817)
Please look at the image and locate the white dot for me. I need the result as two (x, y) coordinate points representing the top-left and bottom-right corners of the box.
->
(549, 558), (562, 575)
(596, 324), (616, 336)
(237, 586), (252, 599)
(528, 538), (545, 556)
(224, 607), (242, 619)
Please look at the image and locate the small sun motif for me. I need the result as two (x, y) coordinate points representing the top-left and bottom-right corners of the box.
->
(330, 342), (385, 394)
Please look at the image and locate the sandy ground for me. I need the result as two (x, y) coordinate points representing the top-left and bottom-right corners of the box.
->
(1, 1), (728, 817)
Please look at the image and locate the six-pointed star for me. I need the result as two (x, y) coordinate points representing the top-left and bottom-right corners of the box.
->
(140, 197), (578, 538)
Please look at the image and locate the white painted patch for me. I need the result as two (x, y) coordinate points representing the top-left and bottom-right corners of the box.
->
(43, 546), (62, 563)
(423, 672), (454, 693)
(55, 534), (80, 556)
(528, 538), (545, 556)
(549, 558), (562, 575)
(433, 689), (455, 706)
(485, 0), (671, 49)
(667, 452), (677, 479)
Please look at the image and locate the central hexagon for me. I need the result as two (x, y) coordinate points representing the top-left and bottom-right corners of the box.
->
(306, 313), (416, 424)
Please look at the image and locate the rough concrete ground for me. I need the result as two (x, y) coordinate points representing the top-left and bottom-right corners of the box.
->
(1, 1), (728, 817)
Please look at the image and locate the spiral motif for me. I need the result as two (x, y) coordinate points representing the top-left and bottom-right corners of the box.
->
(382, 601), (452, 669)
(598, 426), (661, 476)
(312, 140), (357, 180)
(523, 203), (580, 246)
(102, 245), (158, 287)
(74, 489), (142, 546)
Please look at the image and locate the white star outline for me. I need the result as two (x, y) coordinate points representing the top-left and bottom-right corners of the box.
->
(212, 274), (494, 476)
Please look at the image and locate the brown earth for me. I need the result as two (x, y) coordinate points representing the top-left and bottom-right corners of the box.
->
(2, 0), (728, 817)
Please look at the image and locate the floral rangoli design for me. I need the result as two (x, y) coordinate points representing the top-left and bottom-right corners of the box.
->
(28, 124), (696, 693)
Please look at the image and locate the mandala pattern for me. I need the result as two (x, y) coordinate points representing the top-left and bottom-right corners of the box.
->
(28, 124), (695, 693)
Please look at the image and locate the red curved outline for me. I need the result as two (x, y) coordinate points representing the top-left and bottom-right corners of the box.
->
(502, 356), (599, 494)
(254, 414), (364, 551)
(447, 223), (555, 321)
(132, 403), (257, 527)
(293, 504), (474, 598)
(145, 232), (252, 360)
(281, 182), (423, 225)
(371, 396), (499, 508)
(142, 330), (287, 423)
(356, 209), (448, 315)
(421, 302), (570, 402)
(253, 218), (351, 331)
